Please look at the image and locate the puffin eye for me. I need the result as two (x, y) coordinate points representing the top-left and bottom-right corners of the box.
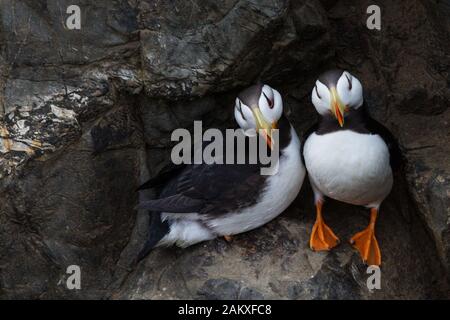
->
(345, 74), (352, 90)
(314, 85), (321, 99)
(238, 100), (246, 120)
(263, 92), (274, 109)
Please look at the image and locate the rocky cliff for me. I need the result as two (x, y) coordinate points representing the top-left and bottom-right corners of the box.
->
(0, 0), (449, 299)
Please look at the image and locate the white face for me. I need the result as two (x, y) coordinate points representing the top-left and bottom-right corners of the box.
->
(234, 84), (283, 134)
(311, 71), (363, 116)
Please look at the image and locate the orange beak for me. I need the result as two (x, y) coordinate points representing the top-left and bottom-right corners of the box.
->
(261, 130), (272, 149)
(252, 108), (277, 150)
(330, 87), (346, 127)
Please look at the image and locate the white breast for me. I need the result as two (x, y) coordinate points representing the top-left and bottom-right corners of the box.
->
(207, 126), (306, 236)
(304, 130), (393, 208)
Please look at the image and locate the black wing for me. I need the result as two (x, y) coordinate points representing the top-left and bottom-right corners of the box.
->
(364, 112), (402, 170)
(136, 213), (169, 262)
(137, 162), (265, 215)
(136, 136), (223, 192)
(300, 121), (318, 163)
(136, 133), (270, 216)
(136, 162), (186, 191)
(134, 160), (265, 262)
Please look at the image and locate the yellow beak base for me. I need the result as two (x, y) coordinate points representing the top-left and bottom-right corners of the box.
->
(252, 108), (277, 150)
(330, 87), (346, 127)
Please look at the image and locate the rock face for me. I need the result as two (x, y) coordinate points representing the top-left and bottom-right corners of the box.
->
(0, 0), (449, 299)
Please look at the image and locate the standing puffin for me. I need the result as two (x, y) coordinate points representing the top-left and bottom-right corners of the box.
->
(303, 69), (400, 266)
(136, 84), (305, 261)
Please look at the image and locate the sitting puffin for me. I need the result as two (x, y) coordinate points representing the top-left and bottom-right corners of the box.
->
(136, 84), (305, 261)
(303, 69), (401, 266)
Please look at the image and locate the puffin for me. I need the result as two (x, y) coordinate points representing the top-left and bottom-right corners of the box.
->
(136, 84), (305, 261)
(303, 69), (401, 266)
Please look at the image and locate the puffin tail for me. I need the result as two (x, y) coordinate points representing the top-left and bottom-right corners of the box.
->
(136, 212), (170, 263)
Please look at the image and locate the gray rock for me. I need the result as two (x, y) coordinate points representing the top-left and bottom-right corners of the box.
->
(0, 0), (449, 299)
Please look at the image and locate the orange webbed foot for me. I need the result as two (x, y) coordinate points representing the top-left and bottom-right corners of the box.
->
(309, 201), (339, 251)
(350, 208), (382, 266)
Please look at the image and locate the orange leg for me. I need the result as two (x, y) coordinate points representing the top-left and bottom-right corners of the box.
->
(224, 235), (233, 242)
(309, 201), (340, 251)
(350, 208), (382, 266)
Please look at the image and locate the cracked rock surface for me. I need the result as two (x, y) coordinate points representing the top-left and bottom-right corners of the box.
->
(0, 0), (449, 299)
